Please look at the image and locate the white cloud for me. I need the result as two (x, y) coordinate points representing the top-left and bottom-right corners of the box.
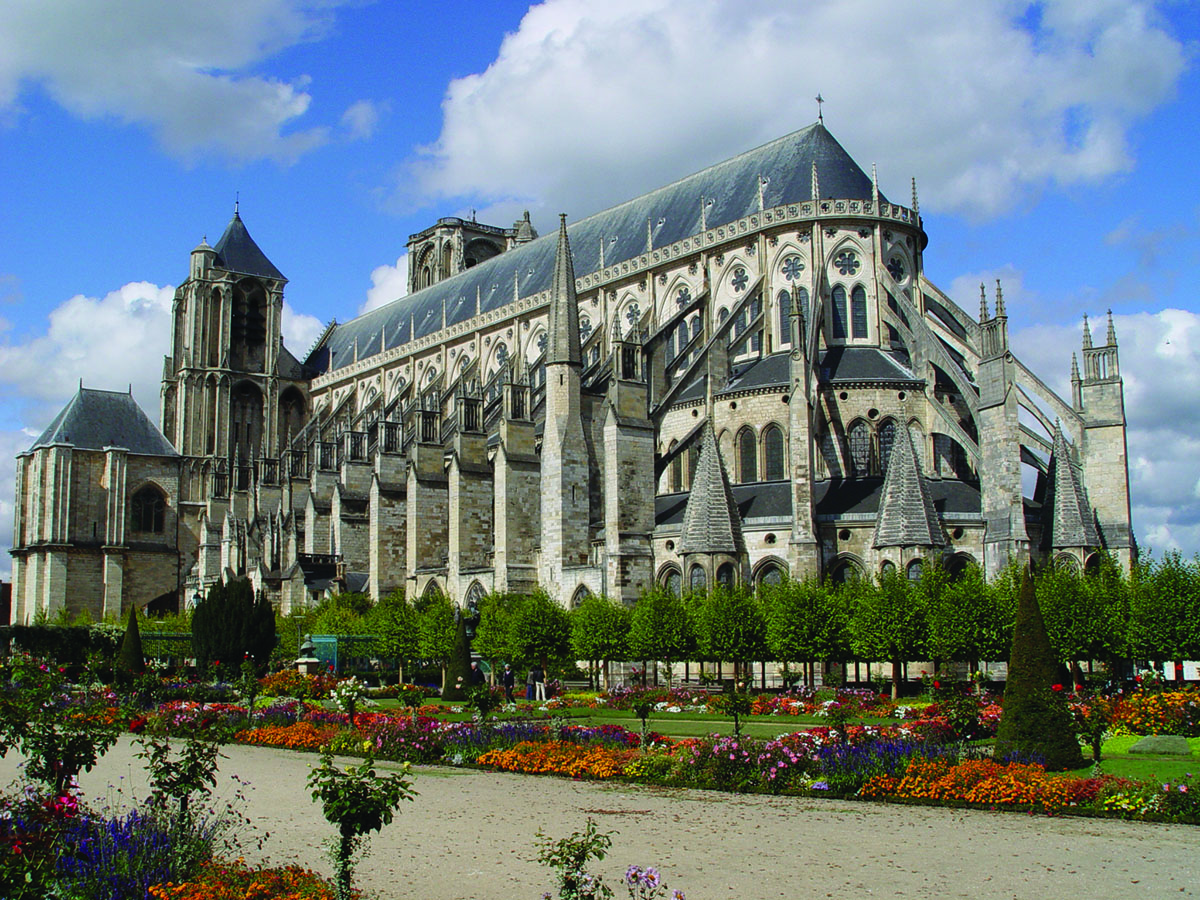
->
(282, 302), (325, 356)
(341, 99), (382, 142)
(361, 254), (409, 314)
(0, 0), (351, 164)
(1012, 308), (1200, 559)
(409, 0), (1184, 222)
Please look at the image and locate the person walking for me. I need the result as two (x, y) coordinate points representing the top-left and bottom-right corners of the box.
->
(533, 663), (546, 702)
(502, 664), (516, 703)
(525, 667), (536, 701)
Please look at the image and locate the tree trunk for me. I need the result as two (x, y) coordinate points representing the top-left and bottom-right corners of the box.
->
(892, 658), (902, 701)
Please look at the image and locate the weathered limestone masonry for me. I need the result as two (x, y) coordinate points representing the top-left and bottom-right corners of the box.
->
(9, 121), (1136, 621)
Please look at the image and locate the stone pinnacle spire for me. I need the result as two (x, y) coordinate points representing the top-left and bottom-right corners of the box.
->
(995, 279), (1005, 317)
(679, 422), (744, 555)
(873, 427), (944, 549)
(979, 283), (989, 322)
(1106, 309), (1117, 346)
(1043, 422), (1100, 550)
(546, 214), (581, 366)
(1082, 314), (1093, 350)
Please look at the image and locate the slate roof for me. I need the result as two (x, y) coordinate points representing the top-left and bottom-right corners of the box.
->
(814, 478), (981, 517)
(1042, 424), (1101, 549)
(28, 388), (178, 456)
(656, 480), (792, 528)
(213, 212), (286, 282)
(721, 353), (791, 393)
(678, 422), (745, 554)
(873, 428), (945, 548)
(308, 121), (882, 374)
(819, 347), (919, 384)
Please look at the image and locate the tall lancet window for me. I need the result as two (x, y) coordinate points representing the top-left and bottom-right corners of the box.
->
(831, 285), (847, 340)
(851, 285), (868, 340)
(778, 290), (792, 347)
(878, 419), (896, 475)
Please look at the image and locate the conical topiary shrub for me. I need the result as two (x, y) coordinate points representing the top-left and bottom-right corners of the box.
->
(118, 603), (145, 677)
(441, 613), (471, 701)
(995, 570), (1084, 771)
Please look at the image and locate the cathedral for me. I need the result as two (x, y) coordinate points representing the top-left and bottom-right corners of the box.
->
(8, 121), (1134, 622)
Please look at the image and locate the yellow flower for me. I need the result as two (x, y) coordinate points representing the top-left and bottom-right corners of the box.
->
(362, 740), (373, 752)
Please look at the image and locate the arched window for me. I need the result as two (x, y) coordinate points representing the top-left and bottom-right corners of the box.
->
(664, 568), (682, 596)
(738, 428), (757, 483)
(878, 419), (896, 475)
(758, 564), (784, 587)
(762, 425), (785, 481)
(906, 559), (924, 581)
(131, 485), (166, 533)
(687, 444), (699, 487)
(778, 290), (792, 346)
(748, 296), (762, 352)
(690, 564), (707, 592)
(668, 440), (682, 493)
(880, 560), (896, 577)
(716, 563), (736, 588)
(848, 421), (871, 477)
(820, 431), (841, 479)
(851, 285), (868, 339)
(830, 560), (860, 584)
(831, 285), (847, 340)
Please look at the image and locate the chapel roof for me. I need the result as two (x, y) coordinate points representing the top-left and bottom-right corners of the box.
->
(28, 387), (179, 456)
(308, 121), (883, 374)
(213, 211), (286, 282)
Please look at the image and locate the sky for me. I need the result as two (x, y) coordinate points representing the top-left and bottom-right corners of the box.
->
(1, 0), (1199, 581)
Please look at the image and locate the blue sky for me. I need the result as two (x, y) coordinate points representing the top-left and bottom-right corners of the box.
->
(1, 0), (1198, 580)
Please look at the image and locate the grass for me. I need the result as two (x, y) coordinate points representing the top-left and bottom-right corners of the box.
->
(1064, 735), (1200, 782)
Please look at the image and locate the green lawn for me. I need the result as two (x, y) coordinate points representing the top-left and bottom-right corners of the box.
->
(1064, 735), (1200, 783)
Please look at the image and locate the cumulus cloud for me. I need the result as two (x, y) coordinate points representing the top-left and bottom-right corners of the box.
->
(0, 0), (351, 164)
(407, 0), (1184, 222)
(360, 254), (409, 314)
(1012, 308), (1200, 558)
(282, 303), (325, 356)
(341, 99), (383, 142)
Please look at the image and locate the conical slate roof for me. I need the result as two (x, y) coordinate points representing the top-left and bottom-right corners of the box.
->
(546, 215), (581, 365)
(308, 121), (885, 374)
(1042, 424), (1101, 549)
(873, 427), (944, 548)
(28, 388), (178, 456)
(213, 211), (286, 282)
(679, 423), (744, 555)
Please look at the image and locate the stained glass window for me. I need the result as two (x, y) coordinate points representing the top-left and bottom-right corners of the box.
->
(851, 285), (868, 339)
(676, 286), (691, 308)
(834, 250), (860, 275)
(831, 285), (847, 340)
(731, 267), (748, 292)
(878, 419), (896, 475)
(580, 317), (592, 340)
(716, 563), (735, 588)
(763, 425), (785, 481)
(778, 290), (792, 346)
(690, 565), (707, 592)
(795, 287), (809, 346)
(848, 420), (871, 477)
(781, 255), (804, 281)
(131, 486), (165, 533)
(887, 257), (906, 282)
(666, 570), (682, 596)
(739, 429), (757, 483)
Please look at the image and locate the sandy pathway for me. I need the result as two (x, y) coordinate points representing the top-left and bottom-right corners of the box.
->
(2, 739), (1197, 899)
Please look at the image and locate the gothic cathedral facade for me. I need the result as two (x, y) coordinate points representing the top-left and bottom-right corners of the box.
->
(9, 122), (1134, 621)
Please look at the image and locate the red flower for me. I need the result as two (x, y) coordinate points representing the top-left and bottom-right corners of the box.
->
(933, 680), (941, 690)
(1051, 684), (1064, 692)
(129, 716), (147, 733)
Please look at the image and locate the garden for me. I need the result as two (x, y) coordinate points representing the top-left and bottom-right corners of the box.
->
(2, 559), (1199, 899)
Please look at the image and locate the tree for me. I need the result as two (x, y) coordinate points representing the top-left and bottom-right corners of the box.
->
(365, 590), (419, 683)
(1129, 553), (1200, 668)
(507, 590), (571, 671)
(570, 595), (631, 690)
(995, 570), (1085, 771)
(847, 569), (925, 700)
(442, 612), (472, 702)
(471, 591), (520, 673)
(416, 591), (456, 691)
(763, 577), (850, 687)
(692, 585), (766, 687)
(923, 563), (1013, 667)
(191, 578), (277, 675)
(628, 585), (693, 687)
(310, 592), (372, 637)
(118, 603), (146, 678)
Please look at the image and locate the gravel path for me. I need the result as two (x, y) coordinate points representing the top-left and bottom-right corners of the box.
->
(3, 739), (1198, 899)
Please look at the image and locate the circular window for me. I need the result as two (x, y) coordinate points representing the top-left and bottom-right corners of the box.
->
(839, 391), (849, 400)
(692, 409), (699, 417)
(887, 257), (906, 282)
(898, 391), (906, 400)
(765, 533), (776, 545)
(868, 408), (879, 419)
(730, 401), (737, 410)
(952, 527), (964, 540)
(665, 540), (675, 552)
(838, 529), (851, 542)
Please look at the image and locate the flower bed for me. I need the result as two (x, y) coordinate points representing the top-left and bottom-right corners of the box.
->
(149, 858), (342, 900)
(477, 740), (636, 779)
(1110, 689), (1200, 736)
(233, 722), (338, 752)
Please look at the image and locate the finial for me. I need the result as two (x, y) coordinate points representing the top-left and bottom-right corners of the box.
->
(234, 192), (239, 216)
(911, 177), (919, 219)
(1071, 352), (1080, 382)
(699, 195), (708, 233)
(995, 278), (1005, 317)
(979, 283), (989, 322)
(647, 217), (654, 252)
(441, 296), (447, 330)
(815, 93), (824, 124)
(757, 175), (766, 212)
(599, 235), (606, 270)
(1082, 314), (1092, 349)
(475, 284), (481, 316)
(811, 161), (820, 202)
(1106, 309), (1117, 346)
(871, 163), (879, 207)
(559, 212), (567, 226)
